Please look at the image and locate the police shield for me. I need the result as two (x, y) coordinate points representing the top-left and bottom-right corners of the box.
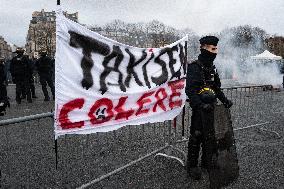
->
(208, 104), (239, 188)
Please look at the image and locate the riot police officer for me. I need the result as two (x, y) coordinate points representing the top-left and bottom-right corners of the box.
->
(185, 36), (233, 180)
(10, 48), (33, 104)
(20, 57), (37, 99)
(0, 57), (10, 115)
(35, 50), (55, 101)
(29, 57), (37, 98)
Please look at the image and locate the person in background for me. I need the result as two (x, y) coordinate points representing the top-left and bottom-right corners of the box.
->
(10, 48), (33, 104)
(185, 36), (233, 180)
(35, 50), (55, 101)
(0, 57), (10, 115)
(20, 55), (37, 100)
(29, 56), (38, 99)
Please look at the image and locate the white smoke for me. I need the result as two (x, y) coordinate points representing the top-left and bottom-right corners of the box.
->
(216, 51), (283, 87)
(214, 28), (283, 87)
(238, 59), (283, 86)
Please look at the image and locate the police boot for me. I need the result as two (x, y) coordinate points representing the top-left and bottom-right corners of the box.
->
(188, 167), (202, 180)
(31, 85), (37, 98)
(16, 96), (21, 104)
(26, 92), (32, 103)
(201, 159), (208, 170)
(27, 97), (32, 103)
(203, 134), (218, 170)
(21, 90), (26, 99)
(187, 132), (202, 180)
(201, 143), (208, 169)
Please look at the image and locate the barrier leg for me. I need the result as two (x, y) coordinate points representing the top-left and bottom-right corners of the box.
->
(257, 128), (281, 139)
(55, 139), (58, 170)
(154, 118), (187, 167)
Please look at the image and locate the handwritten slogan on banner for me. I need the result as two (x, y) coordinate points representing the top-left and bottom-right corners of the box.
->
(54, 10), (188, 138)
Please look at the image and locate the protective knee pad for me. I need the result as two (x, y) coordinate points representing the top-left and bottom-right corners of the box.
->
(203, 133), (218, 155)
(204, 133), (215, 142)
(188, 131), (202, 146)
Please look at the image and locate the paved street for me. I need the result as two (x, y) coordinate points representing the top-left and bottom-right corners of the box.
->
(0, 84), (283, 189)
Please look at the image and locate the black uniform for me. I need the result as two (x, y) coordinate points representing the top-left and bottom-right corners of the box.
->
(0, 61), (10, 115)
(35, 55), (55, 100)
(283, 75), (284, 88)
(29, 59), (37, 98)
(19, 58), (37, 99)
(10, 55), (33, 103)
(186, 53), (232, 170)
(0, 62), (7, 86)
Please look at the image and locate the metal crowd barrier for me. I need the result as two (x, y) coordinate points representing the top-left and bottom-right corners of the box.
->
(0, 85), (281, 188)
(153, 85), (281, 172)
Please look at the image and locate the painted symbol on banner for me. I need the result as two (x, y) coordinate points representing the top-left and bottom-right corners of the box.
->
(95, 107), (107, 120)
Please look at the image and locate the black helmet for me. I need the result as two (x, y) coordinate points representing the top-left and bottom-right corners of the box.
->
(15, 47), (25, 53)
(199, 36), (219, 46)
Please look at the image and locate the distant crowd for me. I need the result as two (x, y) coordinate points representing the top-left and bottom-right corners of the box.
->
(0, 48), (54, 115)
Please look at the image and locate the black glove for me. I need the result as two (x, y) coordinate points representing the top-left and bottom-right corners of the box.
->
(0, 99), (9, 116)
(12, 77), (16, 84)
(201, 103), (214, 112)
(224, 99), (233, 108)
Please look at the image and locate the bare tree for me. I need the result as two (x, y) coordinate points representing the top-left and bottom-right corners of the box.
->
(35, 21), (56, 57)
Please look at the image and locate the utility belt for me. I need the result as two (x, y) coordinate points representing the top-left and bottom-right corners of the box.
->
(198, 86), (216, 104)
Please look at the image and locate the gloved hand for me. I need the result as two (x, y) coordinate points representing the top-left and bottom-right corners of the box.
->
(0, 99), (9, 116)
(224, 99), (233, 108)
(12, 77), (16, 84)
(201, 103), (214, 112)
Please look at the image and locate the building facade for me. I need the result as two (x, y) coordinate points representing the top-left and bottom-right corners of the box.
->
(25, 9), (180, 58)
(90, 27), (150, 48)
(0, 36), (12, 60)
(25, 9), (78, 58)
(90, 26), (178, 48)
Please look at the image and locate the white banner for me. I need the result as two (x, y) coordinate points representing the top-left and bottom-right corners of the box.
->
(54, 10), (188, 138)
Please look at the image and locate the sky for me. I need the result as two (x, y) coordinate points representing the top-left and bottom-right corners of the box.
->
(0, 0), (284, 46)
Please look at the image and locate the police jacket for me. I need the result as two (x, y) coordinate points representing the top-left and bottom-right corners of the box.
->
(0, 63), (6, 85)
(185, 60), (228, 109)
(35, 56), (54, 76)
(0, 63), (8, 100)
(10, 55), (32, 80)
